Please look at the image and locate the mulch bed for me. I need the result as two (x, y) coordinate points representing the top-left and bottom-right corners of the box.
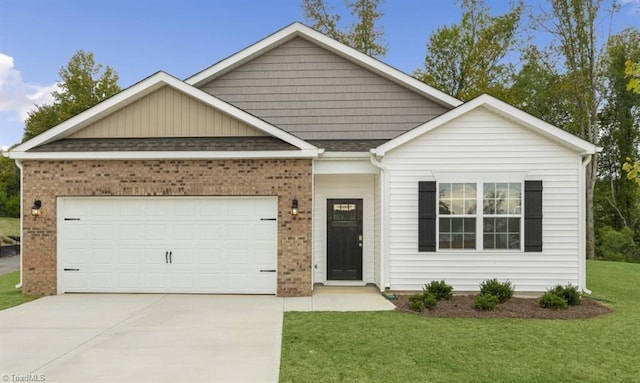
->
(392, 294), (612, 319)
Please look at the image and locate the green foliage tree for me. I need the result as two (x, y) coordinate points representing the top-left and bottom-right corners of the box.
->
(302, 0), (387, 57)
(23, 50), (120, 141)
(0, 155), (20, 218)
(535, 0), (609, 260)
(627, 60), (640, 93)
(598, 29), (640, 231)
(415, 0), (523, 101)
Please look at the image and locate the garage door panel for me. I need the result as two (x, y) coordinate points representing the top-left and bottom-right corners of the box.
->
(58, 197), (277, 294)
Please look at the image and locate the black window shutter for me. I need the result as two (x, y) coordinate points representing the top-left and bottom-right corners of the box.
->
(524, 181), (543, 252)
(418, 181), (437, 252)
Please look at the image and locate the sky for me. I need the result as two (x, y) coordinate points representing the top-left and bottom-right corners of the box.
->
(1, 0), (639, 149)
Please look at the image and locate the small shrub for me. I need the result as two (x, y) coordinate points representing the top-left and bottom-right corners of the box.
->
(539, 292), (569, 310)
(424, 280), (453, 301)
(479, 278), (514, 303)
(408, 292), (438, 312)
(421, 291), (438, 310)
(408, 294), (425, 312)
(549, 284), (582, 306)
(473, 294), (500, 311)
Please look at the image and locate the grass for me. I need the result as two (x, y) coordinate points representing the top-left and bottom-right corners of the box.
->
(0, 271), (39, 311)
(0, 216), (20, 242)
(280, 260), (640, 383)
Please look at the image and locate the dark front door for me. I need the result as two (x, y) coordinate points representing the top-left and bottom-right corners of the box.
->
(327, 199), (363, 280)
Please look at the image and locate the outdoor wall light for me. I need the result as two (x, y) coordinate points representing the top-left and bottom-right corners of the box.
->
(31, 200), (42, 218)
(291, 198), (299, 217)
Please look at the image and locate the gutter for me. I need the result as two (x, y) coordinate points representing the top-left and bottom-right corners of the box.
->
(581, 154), (593, 295)
(369, 152), (388, 292)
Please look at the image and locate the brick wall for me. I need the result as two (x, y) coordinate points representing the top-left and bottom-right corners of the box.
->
(21, 159), (313, 297)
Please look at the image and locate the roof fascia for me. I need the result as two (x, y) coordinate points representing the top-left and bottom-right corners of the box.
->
(185, 22), (462, 108)
(373, 94), (598, 157)
(9, 149), (319, 161)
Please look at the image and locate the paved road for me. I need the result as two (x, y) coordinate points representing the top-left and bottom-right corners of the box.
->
(0, 255), (19, 275)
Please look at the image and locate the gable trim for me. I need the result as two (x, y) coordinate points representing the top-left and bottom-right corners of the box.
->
(9, 149), (319, 160)
(372, 94), (599, 156)
(185, 22), (462, 109)
(10, 72), (317, 158)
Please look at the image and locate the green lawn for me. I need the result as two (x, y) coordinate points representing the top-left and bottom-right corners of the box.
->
(280, 260), (640, 383)
(0, 216), (20, 241)
(0, 271), (39, 311)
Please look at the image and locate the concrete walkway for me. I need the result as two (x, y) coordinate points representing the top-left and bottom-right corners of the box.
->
(0, 287), (394, 382)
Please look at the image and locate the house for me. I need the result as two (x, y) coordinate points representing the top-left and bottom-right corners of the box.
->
(7, 22), (597, 297)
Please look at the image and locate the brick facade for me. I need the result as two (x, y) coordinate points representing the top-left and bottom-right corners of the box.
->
(21, 158), (313, 297)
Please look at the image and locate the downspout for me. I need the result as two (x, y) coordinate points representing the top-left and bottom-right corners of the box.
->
(369, 153), (387, 292)
(581, 153), (592, 295)
(13, 158), (24, 289)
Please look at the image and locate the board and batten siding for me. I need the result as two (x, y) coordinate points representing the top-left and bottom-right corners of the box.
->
(383, 107), (582, 292)
(70, 86), (265, 139)
(200, 37), (449, 140)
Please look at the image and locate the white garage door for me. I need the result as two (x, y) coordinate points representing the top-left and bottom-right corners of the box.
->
(57, 197), (278, 294)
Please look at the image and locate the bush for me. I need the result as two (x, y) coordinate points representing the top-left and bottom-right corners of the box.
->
(408, 291), (438, 312)
(479, 279), (514, 303)
(408, 294), (424, 312)
(539, 292), (569, 310)
(548, 284), (581, 306)
(424, 280), (453, 301)
(598, 226), (640, 263)
(474, 294), (500, 311)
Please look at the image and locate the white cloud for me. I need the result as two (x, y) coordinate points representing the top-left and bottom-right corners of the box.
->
(0, 53), (58, 122)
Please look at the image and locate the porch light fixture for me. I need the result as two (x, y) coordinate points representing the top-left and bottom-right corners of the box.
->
(291, 198), (299, 217)
(31, 200), (42, 218)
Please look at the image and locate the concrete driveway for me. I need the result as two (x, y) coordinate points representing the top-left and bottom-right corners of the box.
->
(0, 294), (283, 383)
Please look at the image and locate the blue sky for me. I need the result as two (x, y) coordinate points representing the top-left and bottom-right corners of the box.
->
(1, 0), (639, 149)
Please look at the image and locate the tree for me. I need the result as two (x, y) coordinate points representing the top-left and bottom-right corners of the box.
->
(627, 60), (640, 93)
(23, 50), (120, 141)
(0, 155), (20, 218)
(415, 0), (523, 101)
(535, 0), (612, 260)
(598, 29), (640, 230)
(302, 0), (387, 57)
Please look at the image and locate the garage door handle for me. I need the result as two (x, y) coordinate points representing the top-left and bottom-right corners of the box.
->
(165, 251), (168, 264)
(64, 268), (80, 271)
(260, 269), (276, 272)
(169, 251), (172, 264)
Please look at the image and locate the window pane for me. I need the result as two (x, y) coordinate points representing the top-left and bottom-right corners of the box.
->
(451, 199), (464, 215)
(439, 217), (451, 232)
(439, 199), (452, 214)
(496, 234), (508, 249)
(484, 218), (494, 232)
(483, 199), (494, 214)
(466, 199), (477, 214)
(439, 233), (451, 249)
(439, 183), (451, 199)
(495, 217), (507, 231)
(508, 234), (520, 249)
(484, 234), (494, 249)
(451, 218), (463, 232)
(508, 198), (521, 214)
(509, 183), (521, 198)
(451, 234), (463, 248)
(463, 218), (476, 233)
(508, 218), (520, 233)
(464, 234), (476, 249)
(483, 183), (495, 198)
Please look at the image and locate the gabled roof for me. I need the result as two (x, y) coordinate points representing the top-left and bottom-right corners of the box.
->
(185, 22), (462, 109)
(10, 72), (318, 160)
(373, 94), (599, 156)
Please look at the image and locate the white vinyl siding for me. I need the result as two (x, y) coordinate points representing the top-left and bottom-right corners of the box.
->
(383, 107), (581, 292)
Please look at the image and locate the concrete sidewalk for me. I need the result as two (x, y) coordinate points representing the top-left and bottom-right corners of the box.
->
(284, 285), (396, 312)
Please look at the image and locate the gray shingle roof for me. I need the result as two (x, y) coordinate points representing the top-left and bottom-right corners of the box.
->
(308, 140), (389, 152)
(28, 137), (299, 152)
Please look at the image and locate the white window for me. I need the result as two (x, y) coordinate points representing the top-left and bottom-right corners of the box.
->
(438, 182), (522, 250)
(438, 183), (477, 249)
(482, 183), (521, 250)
